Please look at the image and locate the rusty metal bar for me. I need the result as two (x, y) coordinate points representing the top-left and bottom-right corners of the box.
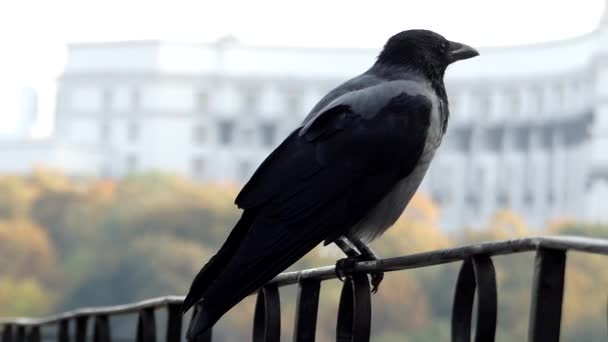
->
(293, 279), (321, 342)
(336, 273), (371, 342)
(253, 284), (281, 342)
(528, 248), (566, 342)
(93, 315), (111, 342)
(136, 308), (156, 342)
(451, 256), (497, 342)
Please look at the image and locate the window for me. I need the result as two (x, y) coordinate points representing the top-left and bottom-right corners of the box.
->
(527, 87), (541, 114)
(100, 121), (111, 142)
(193, 124), (206, 144)
(243, 92), (258, 112)
(242, 128), (254, 145)
(540, 128), (553, 149)
(469, 165), (485, 198)
(448, 94), (460, 115)
(131, 89), (140, 110)
(507, 89), (521, 117)
(126, 154), (137, 173)
(197, 91), (208, 111)
(547, 189), (555, 205)
(102, 89), (113, 110)
(554, 84), (564, 110)
(523, 190), (534, 207)
(239, 160), (252, 180)
(127, 122), (139, 142)
(496, 164), (511, 207)
(448, 128), (472, 151)
(286, 95), (300, 113)
(432, 188), (451, 206)
(99, 164), (111, 178)
(192, 156), (205, 179)
(484, 127), (503, 152)
(260, 123), (277, 147)
(513, 127), (529, 150)
(497, 191), (509, 207)
(476, 93), (490, 116)
(218, 120), (234, 145)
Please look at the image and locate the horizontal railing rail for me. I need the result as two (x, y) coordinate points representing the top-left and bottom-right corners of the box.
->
(1, 235), (608, 341)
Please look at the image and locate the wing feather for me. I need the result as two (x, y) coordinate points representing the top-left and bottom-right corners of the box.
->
(188, 92), (433, 333)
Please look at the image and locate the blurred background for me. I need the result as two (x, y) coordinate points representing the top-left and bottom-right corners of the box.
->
(2, 0), (608, 340)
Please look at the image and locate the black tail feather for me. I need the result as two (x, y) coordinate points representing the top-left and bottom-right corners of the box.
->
(186, 303), (216, 341)
(181, 209), (258, 314)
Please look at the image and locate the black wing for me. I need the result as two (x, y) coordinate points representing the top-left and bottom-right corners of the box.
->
(184, 92), (432, 338)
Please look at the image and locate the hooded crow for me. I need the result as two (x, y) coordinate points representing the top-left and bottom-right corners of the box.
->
(182, 29), (479, 339)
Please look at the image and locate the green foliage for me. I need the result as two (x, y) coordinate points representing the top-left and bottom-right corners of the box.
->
(0, 170), (607, 341)
(0, 278), (54, 316)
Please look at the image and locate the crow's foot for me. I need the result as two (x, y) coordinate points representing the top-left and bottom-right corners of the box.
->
(370, 271), (384, 294)
(334, 255), (384, 294)
(334, 255), (368, 281)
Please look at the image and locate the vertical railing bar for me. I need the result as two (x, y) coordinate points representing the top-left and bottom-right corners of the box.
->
(93, 315), (111, 342)
(451, 256), (497, 342)
(57, 319), (70, 342)
(2, 324), (14, 342)
(75, 316), (89, 342)
(253, 284), (281, 342)
(351, 274), (371, 342)
(253, 290), (266, 342)
(14, 326), (25, 342)
(336, 273), (371, 342)
(336, 278), (354, 342)
(451, 259), (475, 342)
(25, 326), (40, 342)
(472, 256), (497, 342)
(136, 308), (157, 342)
(528, 248), (567, 342)
(166, 304), (183, 342)
(293, 279), (321, 342)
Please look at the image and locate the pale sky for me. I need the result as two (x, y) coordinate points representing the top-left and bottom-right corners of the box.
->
(0, 0), (605, 136)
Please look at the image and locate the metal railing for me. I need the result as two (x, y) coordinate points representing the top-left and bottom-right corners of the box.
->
(1, 235), (608, 341)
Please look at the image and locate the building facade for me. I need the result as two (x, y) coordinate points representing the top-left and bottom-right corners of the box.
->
(10, 3), (608, 229)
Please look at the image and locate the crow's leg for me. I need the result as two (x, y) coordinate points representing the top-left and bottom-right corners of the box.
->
(334, 237), (360, 257)
(345, 236), (384, 294)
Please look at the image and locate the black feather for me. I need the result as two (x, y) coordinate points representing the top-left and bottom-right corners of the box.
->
(184, 92), (432, 339)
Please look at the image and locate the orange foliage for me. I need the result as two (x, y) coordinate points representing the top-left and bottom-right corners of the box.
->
(0, 219), (57, 279)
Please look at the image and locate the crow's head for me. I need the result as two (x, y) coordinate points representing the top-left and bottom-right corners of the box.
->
(377, 29), (478, 79)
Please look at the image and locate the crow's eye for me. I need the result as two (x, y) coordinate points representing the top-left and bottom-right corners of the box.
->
(440, 42), (448, 52)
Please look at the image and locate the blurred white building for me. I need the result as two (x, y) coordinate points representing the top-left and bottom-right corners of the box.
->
(5, 3), (608, 229)
(15, 86), (38, 138)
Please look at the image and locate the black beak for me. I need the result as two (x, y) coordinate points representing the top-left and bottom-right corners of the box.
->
(447, 41), (479, 64)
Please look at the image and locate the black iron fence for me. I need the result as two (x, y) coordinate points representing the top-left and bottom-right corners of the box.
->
(1, 235), (608, 341)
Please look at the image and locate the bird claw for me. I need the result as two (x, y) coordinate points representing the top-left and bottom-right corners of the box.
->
(335, 256), (384, 294)
(334, 255), (365, 281)
(335, 264), (345, 282)
(370, 272), (384, 294)
(335, 255), (384, 294)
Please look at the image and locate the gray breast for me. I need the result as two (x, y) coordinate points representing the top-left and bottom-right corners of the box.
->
(348, 86), (444, 243)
